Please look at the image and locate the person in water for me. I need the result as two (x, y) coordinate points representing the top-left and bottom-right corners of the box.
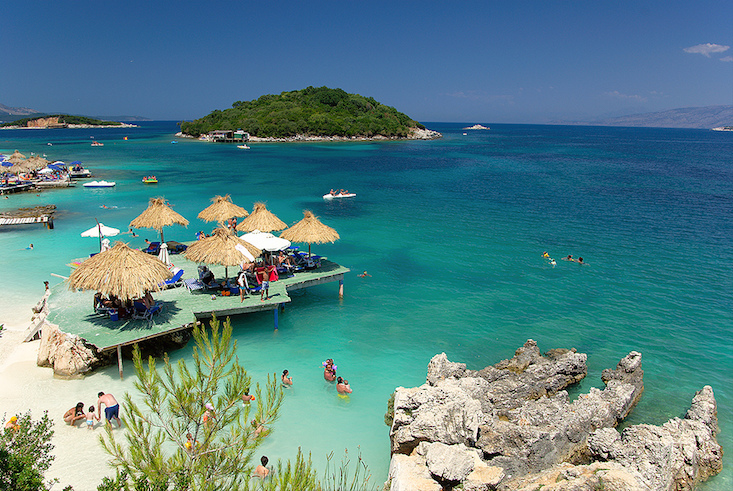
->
(358, 271), (371, 277)
(563, 255), (574, 261)
(336, 377), (352, 394)
(255, 455), (270, 478)
(323, 359), (337, 381)
(281, 369), (293, 386)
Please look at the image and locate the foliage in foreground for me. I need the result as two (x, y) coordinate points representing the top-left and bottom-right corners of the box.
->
(97, 315), (376, 490)
(100, 316), (283, 490)
(0, 411), (60, 491)
(179, 86), (425, 138)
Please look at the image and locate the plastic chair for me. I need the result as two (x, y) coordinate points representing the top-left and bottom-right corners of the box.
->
(160, 268), (184, 289)
(143, 241), (160, 255)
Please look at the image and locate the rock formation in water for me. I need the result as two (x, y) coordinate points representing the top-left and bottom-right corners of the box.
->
(385, 339), (722, 491)
(36, 322), (104, 377)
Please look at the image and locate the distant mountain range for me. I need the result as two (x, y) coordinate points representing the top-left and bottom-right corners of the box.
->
(557, 105), (733, 129)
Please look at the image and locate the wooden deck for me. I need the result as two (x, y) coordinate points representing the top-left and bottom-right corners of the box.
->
(46, 256), (349, 353)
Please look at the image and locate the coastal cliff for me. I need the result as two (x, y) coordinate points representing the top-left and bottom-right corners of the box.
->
(386, 340), (722, 490)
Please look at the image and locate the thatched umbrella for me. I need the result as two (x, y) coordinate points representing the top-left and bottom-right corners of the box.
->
(236, 202), (287, 233)
(68, 242), (172, 302)
(184, 227), (261, 281)
(197, 195), (249, 226)
(129, 197), (189, 243)
(280, 210), (340, 256)
(23, 155), (50, 171)
(6, 150), (26, 165)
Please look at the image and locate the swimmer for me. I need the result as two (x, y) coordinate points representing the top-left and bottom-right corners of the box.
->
(357, 271), (371, 278)
(281, 369), (293, 386)
(577, 257), (587, 265)
(563, 255), (574, 262)
(336, 377), (352, 394)
(542, 252), (550, 258)
(549, 259), (556, 267)
(28, 243), (34, 250)
(242, 390), (255, 405)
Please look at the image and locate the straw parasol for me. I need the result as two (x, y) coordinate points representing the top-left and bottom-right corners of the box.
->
(129, 197), (189, 243)
(280, 210), (340, 256)
(197, 195), (249, 225)
(68, 242), (172, 302)
(6, 150), (27, 165)
(236, 202), (287, 233)
(184, 227), (261, 280)
(23, 155), (50, 171)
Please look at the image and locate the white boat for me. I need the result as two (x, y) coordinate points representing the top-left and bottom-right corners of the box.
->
(323, 192), (356, 200)
(237, 144), (250, 149)
(69, 166), (92, 178)
(83, 180), (116, 188)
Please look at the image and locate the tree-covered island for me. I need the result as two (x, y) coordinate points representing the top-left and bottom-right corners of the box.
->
(1, 115), (136, 129)
(179, 86), (441, 141)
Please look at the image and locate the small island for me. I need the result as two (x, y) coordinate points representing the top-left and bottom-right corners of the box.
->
(178, 86), (441, 142)
(1, 115), (137, 129)
(463, 124), (490, 130)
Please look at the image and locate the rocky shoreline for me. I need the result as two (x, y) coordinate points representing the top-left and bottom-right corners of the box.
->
(176, 126), (442, 143)
(386, 340), (722, 490)
(1, 123), (138, 130)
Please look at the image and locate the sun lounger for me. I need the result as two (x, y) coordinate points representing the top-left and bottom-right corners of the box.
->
(184, 278), (204, 292)
(132, 301), (162, 323)
(160, 268), (184, 289)
(143, 241), (160, 255)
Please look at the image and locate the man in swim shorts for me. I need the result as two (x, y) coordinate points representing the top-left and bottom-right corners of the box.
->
(97, 391), (122, 428)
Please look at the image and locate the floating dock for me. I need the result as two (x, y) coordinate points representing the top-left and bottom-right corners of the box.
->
(46, 256), (349, 375)
(0, 205), (56, 229)
(0, 182), (35, 195)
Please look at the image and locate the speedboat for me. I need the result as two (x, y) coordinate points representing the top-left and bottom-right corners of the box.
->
(237, 144), (250, 149)
(69, 166), (92, 178)
(323, 192), (356, 200)
(83, 180), (116, 188)
(91, 141), (104, 147)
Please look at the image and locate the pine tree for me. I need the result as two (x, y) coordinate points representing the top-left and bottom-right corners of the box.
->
(99, 316), (291, 490)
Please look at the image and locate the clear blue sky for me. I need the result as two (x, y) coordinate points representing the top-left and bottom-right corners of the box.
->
(2, 1), (731, 123)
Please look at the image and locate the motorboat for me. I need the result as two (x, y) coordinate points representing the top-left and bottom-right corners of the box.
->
(91, 141), (104, 147)
(237, 144), (250, 149)
(69, 166), (92, 178)
(83, 180), (116, 188)
(142, 176), (158, 184)
(323, 192), (356, 200)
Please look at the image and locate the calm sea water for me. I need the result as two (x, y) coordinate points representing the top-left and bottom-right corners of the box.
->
(1, 122), (731, 489)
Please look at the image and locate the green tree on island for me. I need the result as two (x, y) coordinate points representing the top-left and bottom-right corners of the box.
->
(179, 86), (425, 139)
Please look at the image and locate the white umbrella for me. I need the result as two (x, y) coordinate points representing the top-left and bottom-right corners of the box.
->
(81, 222), (121, 252)
(81, 223), (121, 238)
(38, 167), (54, 174)
(234, 243), (255, 262)
(158, 242), (171, 266)
(241, 230), (291, 252)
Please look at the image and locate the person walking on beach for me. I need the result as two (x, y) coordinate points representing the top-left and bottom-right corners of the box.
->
(97, 392), (122, 428)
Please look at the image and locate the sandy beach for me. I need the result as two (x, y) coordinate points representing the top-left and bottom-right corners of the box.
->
(1, 307), (132, 490)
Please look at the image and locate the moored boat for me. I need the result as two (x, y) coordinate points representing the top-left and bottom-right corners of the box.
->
(323, 192), (356, 200)
(69, 162), (92, 178)
(91, 141), (104, 147)
(83, 180), (116, 188)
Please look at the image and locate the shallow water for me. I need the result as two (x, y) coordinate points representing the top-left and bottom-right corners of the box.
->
(1, 122), (731, 489)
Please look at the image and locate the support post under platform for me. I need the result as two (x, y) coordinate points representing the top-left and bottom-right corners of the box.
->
(274, 305), (279, 330)
(339, 279), (344, 299)
(117, 345), (123, 380)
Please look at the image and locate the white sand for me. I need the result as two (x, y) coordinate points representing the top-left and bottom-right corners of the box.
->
(0, 313), (134, 490)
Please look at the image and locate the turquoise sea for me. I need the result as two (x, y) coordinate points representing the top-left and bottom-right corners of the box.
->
(1, 122), (731, 489)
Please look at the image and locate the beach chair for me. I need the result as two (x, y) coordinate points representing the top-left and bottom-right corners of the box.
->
(160, 268), (184, 289)
(132, 301), (162, 323)
(143, 241), (160, 255)
(184, 278), (204, 293)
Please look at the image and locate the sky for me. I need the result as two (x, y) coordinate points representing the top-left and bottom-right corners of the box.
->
(1, 0), (731, 123)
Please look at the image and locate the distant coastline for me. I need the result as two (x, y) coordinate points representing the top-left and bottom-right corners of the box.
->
(1, 123), (138, 130)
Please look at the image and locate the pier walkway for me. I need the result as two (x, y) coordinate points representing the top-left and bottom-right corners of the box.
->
(46, 257), (349, 353)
